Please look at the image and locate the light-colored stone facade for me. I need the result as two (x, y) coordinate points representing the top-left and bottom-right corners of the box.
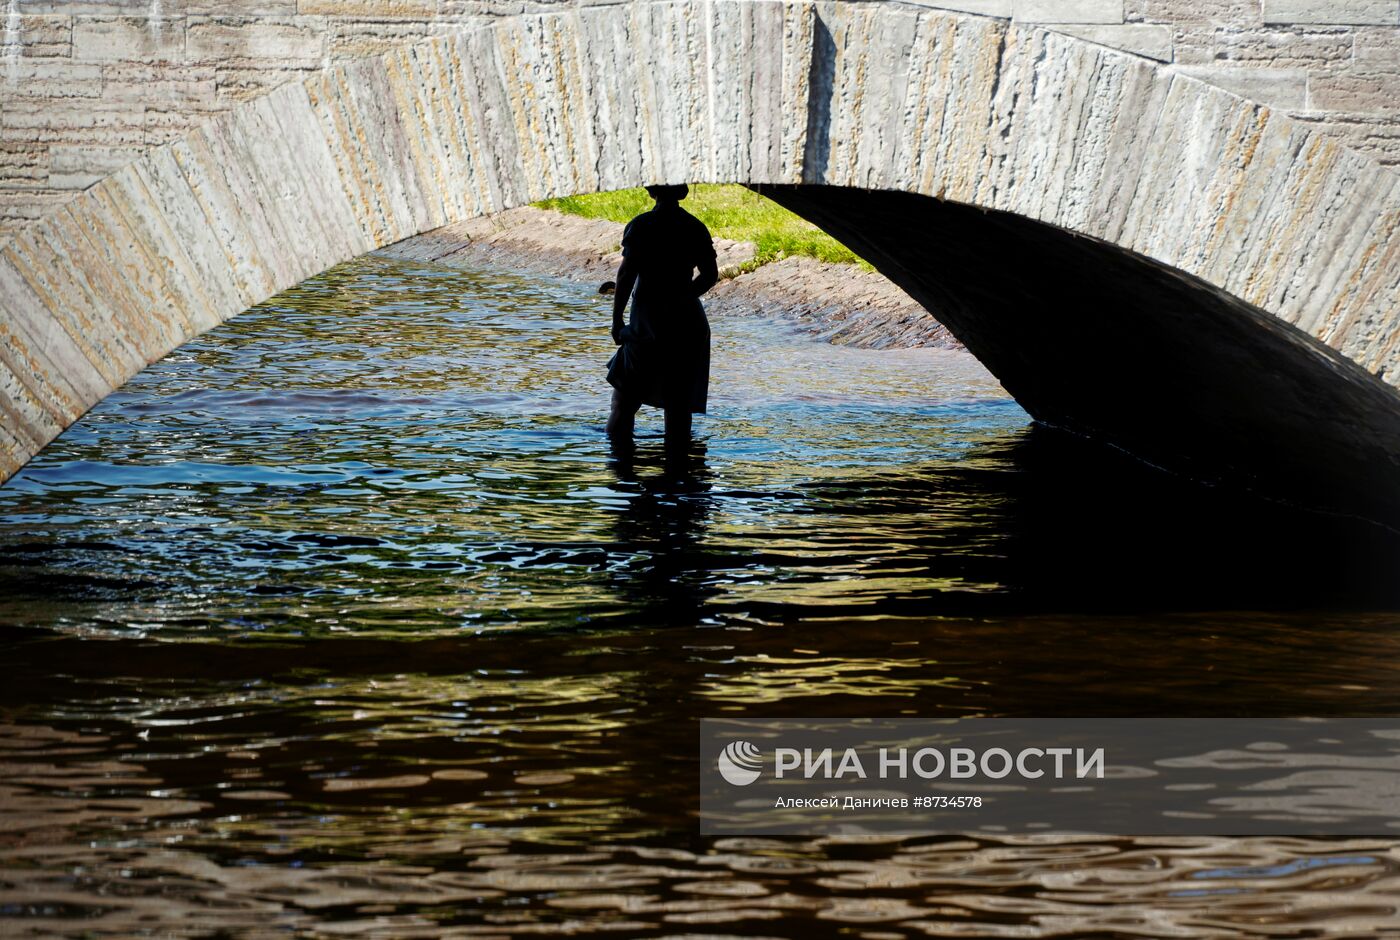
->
(0, 0), (1397, 240)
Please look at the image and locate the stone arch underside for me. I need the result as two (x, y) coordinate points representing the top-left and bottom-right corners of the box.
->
(0, 1), (1398, 522)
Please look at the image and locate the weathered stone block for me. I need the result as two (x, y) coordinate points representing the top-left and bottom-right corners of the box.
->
(72, 16), (186, 61)
(0, 103), (147, 145)
(100, 64), (218, 106)
(1014, 0), (1124, 25)
(56, 200), (187, 361)
(16, 0), (187, 11)
(422, 21), (473, 41)
(1294, 109), (1400, 165)
(298, 0), (436, 15)
(898, 0), (1014, 16)
(0, 143), (44, 166)
(0, 60), (103, 97)
(1174, 25), (1354, 68)
(85, 175), (196, 342)
(1354, 26), (1400, 67)
(0, 359), (64, 454)
(1125, 0), (1257, 26)
(20, 210), (151, 380)
(48, 144), (145, 188)
(4, 15), (72, 56)
(1263, 0), (1399, 26)
(214, 64), (319, 101)
(0, 248), (108, 422)
(186, 0), (296, 12)
(0, 143), (46, 185)
(186, 16), (325, 64)
(1173, 64), (1310, 108)
(0, 189), (71, 223)
(1050, 23), (1172, 59)
(0, 279), (125, 419)
(329, 19), (429, 58)
(99, 157), (239, 329)
(252, 81), (369, 267)
(143, 105), (229, 143)
(433, 0), (560, 16)
(1310, 68), (1400, 110)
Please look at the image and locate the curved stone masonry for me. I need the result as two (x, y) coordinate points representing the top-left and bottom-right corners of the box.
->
(3, 1), (1399, 240)
(0, 1), (1397, 521)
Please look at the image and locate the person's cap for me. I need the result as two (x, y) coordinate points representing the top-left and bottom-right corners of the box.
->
(645, 183), (689, 201)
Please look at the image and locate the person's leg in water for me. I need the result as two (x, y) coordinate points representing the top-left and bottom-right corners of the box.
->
(607, 389), (641, 439)
(660, 358), (694, 451)
(661, 366), (694, 452)
(663, 405), (692, 451)
(607, 428), (638, 483)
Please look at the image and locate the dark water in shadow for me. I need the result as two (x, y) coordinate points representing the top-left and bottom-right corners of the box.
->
(3, 256), (1400, 936)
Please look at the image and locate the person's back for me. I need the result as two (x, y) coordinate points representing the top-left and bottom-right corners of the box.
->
(624, 203), (712, 309)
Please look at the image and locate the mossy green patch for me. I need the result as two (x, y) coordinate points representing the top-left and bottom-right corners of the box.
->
(535, 184), (871, 270)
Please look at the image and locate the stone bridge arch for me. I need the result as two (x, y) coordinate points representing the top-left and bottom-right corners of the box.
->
(1, 0), (1398, 522)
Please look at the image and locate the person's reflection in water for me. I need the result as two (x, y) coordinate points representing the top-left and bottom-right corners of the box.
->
(605, 183), (719, 451)
(607, 436), (719, 626)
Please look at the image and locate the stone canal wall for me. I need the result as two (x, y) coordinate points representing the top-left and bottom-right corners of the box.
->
(0, 0), (1398, 241)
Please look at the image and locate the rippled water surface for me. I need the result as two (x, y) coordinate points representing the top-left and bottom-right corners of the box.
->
(5, 256), (1400, 936)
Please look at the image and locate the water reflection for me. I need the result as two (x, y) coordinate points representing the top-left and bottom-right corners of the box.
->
(607, 438), (719, 627)
(2, 256), (1400, 935)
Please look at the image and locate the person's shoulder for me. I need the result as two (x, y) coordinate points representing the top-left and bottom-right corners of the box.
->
(677, 207), (711, 236)
(679, 208), (715, 254)
(629, 207), (665, 227)
(622, 209), (656, 242)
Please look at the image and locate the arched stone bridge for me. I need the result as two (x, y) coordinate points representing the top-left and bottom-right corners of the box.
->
(2, 1), (1399, 523)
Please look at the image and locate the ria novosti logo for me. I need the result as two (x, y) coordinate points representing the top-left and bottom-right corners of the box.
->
(713, 740), (1107, 788)
(717, 741), (763, 786)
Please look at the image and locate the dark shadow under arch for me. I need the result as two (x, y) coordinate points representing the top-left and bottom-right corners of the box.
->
(755, 185), (1400, 528)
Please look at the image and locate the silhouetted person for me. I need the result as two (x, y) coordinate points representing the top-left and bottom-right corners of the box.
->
(605, 183), (719, 448)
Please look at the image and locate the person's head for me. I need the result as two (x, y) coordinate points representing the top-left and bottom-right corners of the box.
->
(645, 183), (689, 205)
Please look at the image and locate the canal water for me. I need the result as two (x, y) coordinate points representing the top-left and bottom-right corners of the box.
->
(3, 255), (1400, 935)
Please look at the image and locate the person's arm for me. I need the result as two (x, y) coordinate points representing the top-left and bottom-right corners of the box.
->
(691, 222), (719, 298)
(691, 253), (718, 298)
(612, 257), (636, 345)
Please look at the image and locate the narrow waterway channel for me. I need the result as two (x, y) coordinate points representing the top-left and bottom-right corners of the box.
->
(3, 256), (1400, 935)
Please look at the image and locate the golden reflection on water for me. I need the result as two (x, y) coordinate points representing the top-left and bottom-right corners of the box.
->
(4, 257), (1400, 935)
(5, 614), (1400, 934)
(5, 728), (1400, 939)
